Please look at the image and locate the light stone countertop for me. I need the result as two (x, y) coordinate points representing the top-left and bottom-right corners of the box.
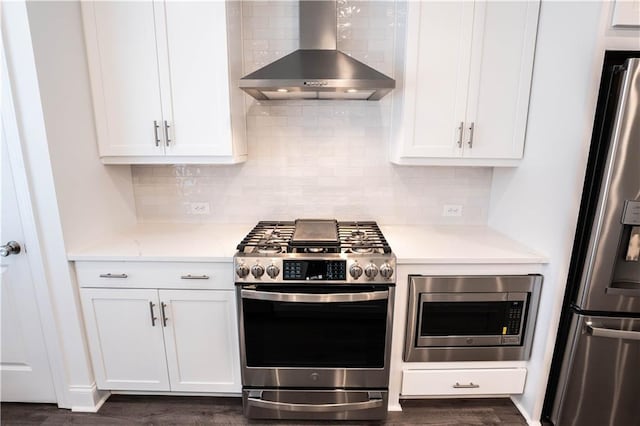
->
(67, 223), (547, 264)
(379, 225), (548, 264)
(67, 223), (254, 262)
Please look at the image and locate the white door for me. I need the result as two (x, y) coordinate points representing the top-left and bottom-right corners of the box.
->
(160, 289), (241, 393)
(463, 1), (538, 159)
(0, 119), (56, 402)
(80, 288), (170, 391)
(82, 1), (165, 157)
(160, 1), (233, 157)
(402, 1), (475, 158)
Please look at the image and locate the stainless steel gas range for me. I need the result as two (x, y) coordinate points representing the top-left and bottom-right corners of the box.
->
(234, 219), (396, 420)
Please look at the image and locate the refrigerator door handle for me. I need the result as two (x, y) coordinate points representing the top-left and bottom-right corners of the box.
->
(605, 281), (640, 297)
(586, 323), (640, 341)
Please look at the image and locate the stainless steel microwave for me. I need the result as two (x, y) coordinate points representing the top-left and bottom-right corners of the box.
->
(404, 275), (542, 362)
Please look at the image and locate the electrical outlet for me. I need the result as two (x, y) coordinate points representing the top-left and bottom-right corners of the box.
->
(443, 204), (463, 217)
(189, 202), (211, 215)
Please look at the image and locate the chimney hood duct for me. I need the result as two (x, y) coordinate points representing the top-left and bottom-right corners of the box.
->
(239, 1), (395, 101)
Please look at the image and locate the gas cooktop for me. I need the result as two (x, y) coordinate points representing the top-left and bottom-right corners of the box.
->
(237, 219), (392, 255)
(234, 219), (395, 284)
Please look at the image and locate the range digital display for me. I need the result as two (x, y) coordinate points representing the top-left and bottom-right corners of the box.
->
(283, 260), (347, 281)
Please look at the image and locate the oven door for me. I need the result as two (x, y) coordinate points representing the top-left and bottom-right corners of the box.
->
(416, 292), (528, 347)
(237, 285), (394, 388)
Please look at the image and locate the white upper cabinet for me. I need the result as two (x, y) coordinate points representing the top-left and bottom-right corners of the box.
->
(82, 1), (247, 164)
(391, 0), (540, 167)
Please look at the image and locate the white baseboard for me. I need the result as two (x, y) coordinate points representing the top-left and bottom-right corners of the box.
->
(388, 402), (402, 412)
(510, 396), (541, 426)
(68, 383), (110, 412)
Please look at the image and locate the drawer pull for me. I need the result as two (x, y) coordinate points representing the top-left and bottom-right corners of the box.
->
(180, 274), (210, 280)
(453, 382), (480, 389)
(99, 273), (128, 279)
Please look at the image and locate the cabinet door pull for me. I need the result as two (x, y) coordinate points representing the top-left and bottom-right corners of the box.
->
(99, 273), (128, 279)
(153, 120), (161, 147)
(149, 301), (157, 327)
(180, 274), (210, 280)
(164, 121), (171, 146)
(160, 302), (168, 327)
(453, 382), (480, 389)
(456, 121), (464, 148)
(467, 122), (475, 148)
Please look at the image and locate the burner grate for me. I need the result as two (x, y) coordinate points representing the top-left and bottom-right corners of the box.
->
(236, 221), (295, 254)
(236, 220), (392, 254)
(338, 221), (392, 254)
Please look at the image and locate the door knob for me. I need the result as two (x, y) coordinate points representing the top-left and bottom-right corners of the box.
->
(0, 241), (21, 257)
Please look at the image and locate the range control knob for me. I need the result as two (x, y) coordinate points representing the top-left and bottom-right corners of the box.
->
(251, 264), (265, 278)
(236, 263), (250, 278)
(379, 263), (394, 279)
(364, 263), (379, 279)
(266, 264), (280, 279)
(349, 263), (363, 279)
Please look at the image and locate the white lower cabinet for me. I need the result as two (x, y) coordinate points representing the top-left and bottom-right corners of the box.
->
(81, 289), (170, 391)
(161, 290), (240, 393)
(401, 368), (527, 397)
(80, 287), (241, 393)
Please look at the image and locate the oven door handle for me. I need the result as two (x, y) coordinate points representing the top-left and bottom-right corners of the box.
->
(241, 289), (388, 303)
(246, 391), (384, 412)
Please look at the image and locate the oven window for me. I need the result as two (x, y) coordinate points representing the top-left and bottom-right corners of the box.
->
(242, 290), (388, 368)
(420, 301), (512, 336)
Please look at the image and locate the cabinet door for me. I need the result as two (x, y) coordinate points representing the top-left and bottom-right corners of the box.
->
(463, 1), (539, 159)
(160, 290), (241, 393)
(401, 1), (475, 158)
(159, 1), (234, 157)
(80, 289), (170, 391)
(82, 1), (165, 157)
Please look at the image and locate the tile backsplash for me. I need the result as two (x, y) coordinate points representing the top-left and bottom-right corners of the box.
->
(132, 1), (493, 225)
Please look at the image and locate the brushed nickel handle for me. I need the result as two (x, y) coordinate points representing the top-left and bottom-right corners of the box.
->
(149, 301), (157, 327)
(467, 122), (475, 148)
(180, 274), (210, 280)
(246, 390), (383, 413)
(456, 121), (464, 148)
(0, 241), (21, 257)
(453, 382), (480, 389)
(99, 273), (128, 279)
(241, 289), (389, 303)
(164, 120), (171, 146)
(153, 120), (161, 147)
(160, 302), (168, 327)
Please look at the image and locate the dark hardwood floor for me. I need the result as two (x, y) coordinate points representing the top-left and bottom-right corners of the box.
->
(1, 395), (527, 425)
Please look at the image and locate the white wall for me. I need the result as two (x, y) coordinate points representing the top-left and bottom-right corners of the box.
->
(25, 1), (136, 250)
(131, 1), (494, 225)
(488, 1), (639, 423)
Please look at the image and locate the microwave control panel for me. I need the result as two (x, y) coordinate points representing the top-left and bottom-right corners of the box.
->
(505, 300), (524, 334)
(501, 300), (525, 345)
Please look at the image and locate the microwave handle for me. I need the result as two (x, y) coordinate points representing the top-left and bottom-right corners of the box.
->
(420, 292), (511, 303)
(241, 289), (388, 303)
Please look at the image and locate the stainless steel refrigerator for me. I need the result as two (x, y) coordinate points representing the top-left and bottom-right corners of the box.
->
(542, 53), (640, 426)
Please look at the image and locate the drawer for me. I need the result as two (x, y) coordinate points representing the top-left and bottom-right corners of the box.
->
(74, 261), (234, 290)
(401, 368), (526, 396)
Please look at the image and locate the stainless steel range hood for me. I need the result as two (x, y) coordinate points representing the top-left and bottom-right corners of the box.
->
(239, 1), (395, 101)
